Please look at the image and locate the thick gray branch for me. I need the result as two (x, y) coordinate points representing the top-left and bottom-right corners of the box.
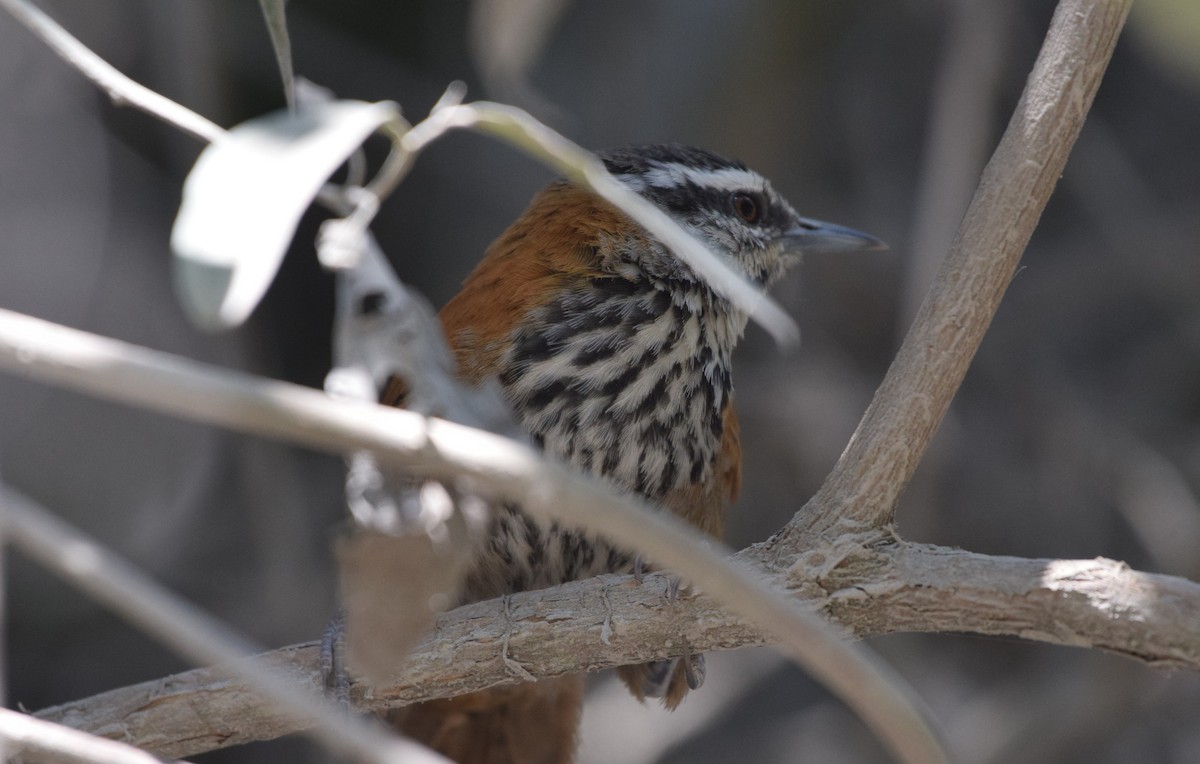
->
(792, 0), (1132, 535)
(34, 539), (1200, 758)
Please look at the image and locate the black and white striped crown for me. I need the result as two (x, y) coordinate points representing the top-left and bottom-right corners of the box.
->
(599, 143), (791, 229)
(600, 144), (747, 178)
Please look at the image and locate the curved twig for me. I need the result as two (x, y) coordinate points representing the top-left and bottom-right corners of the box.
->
(0, 0), (226, 143)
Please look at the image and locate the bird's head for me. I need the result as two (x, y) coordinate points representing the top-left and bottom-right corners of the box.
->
(600, 144), (885, 288)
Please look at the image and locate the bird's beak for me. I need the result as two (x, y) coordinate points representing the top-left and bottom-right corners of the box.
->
(777, 217), (888, 255)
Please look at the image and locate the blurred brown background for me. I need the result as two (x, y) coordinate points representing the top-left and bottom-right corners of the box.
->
(2, 1), (1199, 762)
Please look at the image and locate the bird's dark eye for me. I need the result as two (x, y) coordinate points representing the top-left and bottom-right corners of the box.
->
(731, 192), (761, 224)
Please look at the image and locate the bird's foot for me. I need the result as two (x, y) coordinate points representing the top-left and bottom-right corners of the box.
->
(320, 609), (352, 713)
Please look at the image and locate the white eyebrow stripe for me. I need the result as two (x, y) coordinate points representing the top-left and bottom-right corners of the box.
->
(641, 164), (764, 193)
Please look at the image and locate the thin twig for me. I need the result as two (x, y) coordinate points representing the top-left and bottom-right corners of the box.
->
(0, 487), (453, 764)
(258, 0), (296, 112)
(0, 308), (945, 764)
(787, 0), (1133, 539)
(0, 0), (226, 144)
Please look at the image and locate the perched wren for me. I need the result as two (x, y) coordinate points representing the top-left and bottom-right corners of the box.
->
(388, 144), (884, 764)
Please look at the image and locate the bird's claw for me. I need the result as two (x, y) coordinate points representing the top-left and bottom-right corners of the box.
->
(665, 574), (681, 603)
(682, 649), (705, 690)
(320, 609), (352, 714)
(630, 556), (690, 603)
(639, 637), (706, 699)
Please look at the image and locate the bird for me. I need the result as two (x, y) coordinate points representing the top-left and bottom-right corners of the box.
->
(385, 143), (884, 763)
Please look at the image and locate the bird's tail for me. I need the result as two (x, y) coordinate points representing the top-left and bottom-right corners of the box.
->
(390, 676), (584, 764)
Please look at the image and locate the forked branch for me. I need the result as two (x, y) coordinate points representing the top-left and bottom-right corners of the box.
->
(0, 1), (1155, 763)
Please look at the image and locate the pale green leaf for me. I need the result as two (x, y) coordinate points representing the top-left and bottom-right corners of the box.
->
(170, 100), (401, 330)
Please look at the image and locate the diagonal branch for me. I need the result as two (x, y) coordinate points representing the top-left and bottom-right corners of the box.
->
(0, 486), (454, 764)
(257, 0), (295, 112)
(0, 0), (226, 143)
(33, 538), (1200, 759)
(787, 0), (1132, 538)
(0, 307), (943, 764)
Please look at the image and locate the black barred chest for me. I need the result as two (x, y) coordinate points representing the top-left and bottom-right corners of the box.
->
(499, 278), (737, 501)
(464, 278), (740, 599)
